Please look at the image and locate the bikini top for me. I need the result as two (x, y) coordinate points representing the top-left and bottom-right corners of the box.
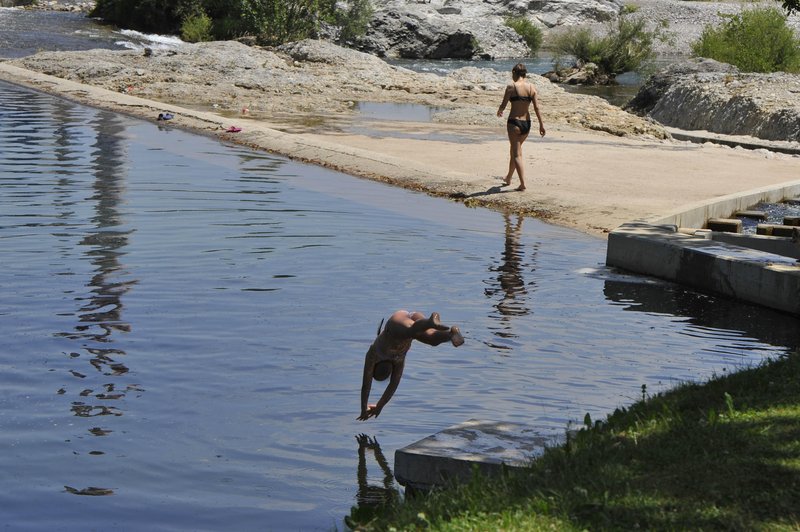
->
(509, 83), (533, 102)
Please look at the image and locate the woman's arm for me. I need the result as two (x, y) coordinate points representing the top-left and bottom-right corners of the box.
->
(362, 359), (405, 420)
(497, 85), (513, 117)
(532, 88), (546, 137)
(357, 348), (376, 420)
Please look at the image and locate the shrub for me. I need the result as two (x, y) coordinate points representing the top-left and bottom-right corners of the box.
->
(92, 0), (363, 46)
(691, 7), (800, 73)
(504, 16), (543, 55)
(181, 12), (213, 42)
(552, 16), (659, 76)
(334, 0), (373, 43)
(621, 3), (640, 15)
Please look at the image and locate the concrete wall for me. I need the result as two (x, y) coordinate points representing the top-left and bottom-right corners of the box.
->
(647, 180), (800, 230)
(607, 223), (800, 316)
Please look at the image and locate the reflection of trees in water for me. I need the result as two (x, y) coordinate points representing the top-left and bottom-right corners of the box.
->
(55, 110), (138, 424)
(483, 213), (538, 345)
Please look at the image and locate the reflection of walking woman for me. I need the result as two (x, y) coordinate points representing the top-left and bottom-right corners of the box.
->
(496, 63), (546, 191)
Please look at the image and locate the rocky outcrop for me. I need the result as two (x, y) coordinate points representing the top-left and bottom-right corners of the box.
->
(354, 0), (623, 59)
(511, 0), (621, 27)
(543, 62), (616, 85)
(355, 8), (511, 59)
(625, 58), (738, 115)
(8, 39), (668, 138)
(627, 59), (800, 142)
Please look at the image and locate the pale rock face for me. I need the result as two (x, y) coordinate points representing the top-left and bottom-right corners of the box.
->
(353, 0), (624, 59)
(627, 59), (800, 143)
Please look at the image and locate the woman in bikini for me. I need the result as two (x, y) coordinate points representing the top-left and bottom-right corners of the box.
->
(496, 63), (546, 191)
(357, 310), (464, 421)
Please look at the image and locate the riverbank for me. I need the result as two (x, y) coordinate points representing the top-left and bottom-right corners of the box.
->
(2, 39), (799, 237)
(349, 349), (800, 530)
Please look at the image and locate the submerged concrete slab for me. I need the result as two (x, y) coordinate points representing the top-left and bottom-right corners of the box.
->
(394, 420), (557, 491)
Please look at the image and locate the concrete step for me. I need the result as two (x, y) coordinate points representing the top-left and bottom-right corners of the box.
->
(394, 419), (559, 492)
(757, 224), (800, 238)
(707, 218), (742, 233)
(735, 210), (767, 220)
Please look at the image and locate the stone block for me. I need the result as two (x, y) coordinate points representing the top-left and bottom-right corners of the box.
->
(735, 210), (767, 220)
(706, 218), (742, 233)
(783, 216), (800, 227)
(394, 420), (557, 491)
(607, 222), (800, 316)
(757, 224), (797, 237)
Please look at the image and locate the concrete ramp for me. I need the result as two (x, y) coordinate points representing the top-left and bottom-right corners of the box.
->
(394, 419), (558, 491)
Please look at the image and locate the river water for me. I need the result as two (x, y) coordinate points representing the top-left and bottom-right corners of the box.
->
(0, 6), (184, 59)
(2, 8), (799, 531)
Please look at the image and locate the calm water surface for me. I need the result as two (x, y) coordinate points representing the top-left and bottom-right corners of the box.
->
(1, 81), (799, 529)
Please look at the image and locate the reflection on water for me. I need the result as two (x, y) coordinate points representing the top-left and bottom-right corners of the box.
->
(1, 80), (798, 530)
(65, 111), (135, 431)
(347, 434), (401, 529)
(484, 213), (536, 346)
(355, 434), (400, 507)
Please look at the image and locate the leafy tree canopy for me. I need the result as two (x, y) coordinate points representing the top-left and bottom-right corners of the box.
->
(782, 0), (799, 13)
(90, 0), (372, 45)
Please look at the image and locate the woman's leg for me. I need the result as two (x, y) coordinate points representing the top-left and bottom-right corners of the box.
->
(512, 131), (529, 191)
(415, 325), (464, 347)
(503, 125), (516, 185)
(504, 144), (515, 184)
(386, 311), (446, 339)
(505, 125), (529, 190)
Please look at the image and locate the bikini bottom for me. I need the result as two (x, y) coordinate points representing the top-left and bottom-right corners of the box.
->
(507, 118), (531, 135)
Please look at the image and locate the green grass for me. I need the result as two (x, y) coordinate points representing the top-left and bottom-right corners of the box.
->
(348, 349), (800, 530)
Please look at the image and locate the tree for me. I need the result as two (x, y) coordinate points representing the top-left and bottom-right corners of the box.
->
(781, 0), (799, 14)
(91, 0), (372, 46)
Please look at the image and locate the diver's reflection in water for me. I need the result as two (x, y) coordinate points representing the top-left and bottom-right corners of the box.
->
(484, 213), (537, 345)
(355, 434), (399, 508)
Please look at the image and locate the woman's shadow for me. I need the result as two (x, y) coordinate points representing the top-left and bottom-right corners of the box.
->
(450, 183), (519, 199)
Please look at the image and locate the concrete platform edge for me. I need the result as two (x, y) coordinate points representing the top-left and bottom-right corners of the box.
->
(606, 223), (800, 316)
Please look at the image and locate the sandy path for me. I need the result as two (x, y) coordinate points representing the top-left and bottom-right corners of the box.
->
(304, 120), (800, 235)
(1, 62), (798, 239)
